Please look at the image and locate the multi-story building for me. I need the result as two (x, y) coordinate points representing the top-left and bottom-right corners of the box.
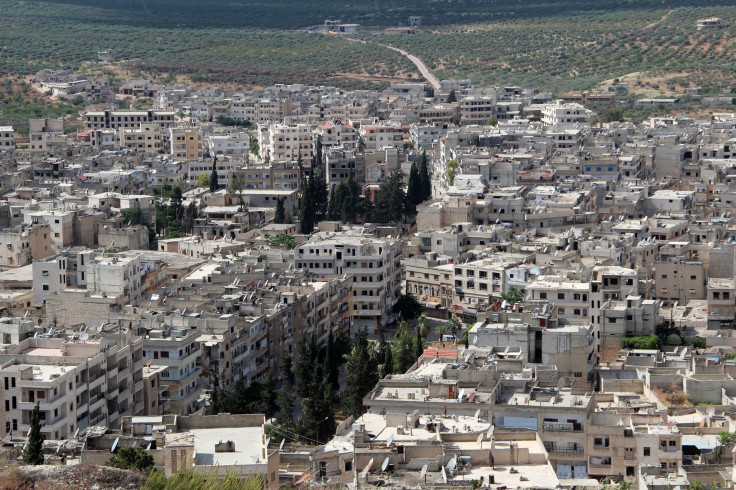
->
(28, 118), (65, 153)
(260, 123), (314, 165)
(460, 96), (496, 125)
(208, 132), (250, 157)
(83, 109), (176, 130)
(452, 253), (532, 308)
(142, 328), (202, 415)
(0, 224), (52, 270)
(0, 334), (144, 439)
(118, 123), (165, 154)
(169, 127), (201, 161)
(541, 101), (594, 126)
(0, 126), (14, 151)
(77, 251), (145, 303)
(294, 234), (402, 333)
(404, 253), (454, 309)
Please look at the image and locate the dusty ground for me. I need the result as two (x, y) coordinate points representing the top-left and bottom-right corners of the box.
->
(0, 464), (147, 490)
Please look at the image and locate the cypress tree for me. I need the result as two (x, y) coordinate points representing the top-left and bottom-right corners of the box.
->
(383, 343), (394, 377)
(407, 161), (421, 208)
(419, 151), (432, 201)
(23, 402), (44, 465)
(209, 155), (219, 192)
(415, 326), (423, 362)
(343, 327), (377, 418)
(277, 354), (296, 427)
(448, 90), (457, 103)
(274, 197), (287, 224)
(298, 175), (315, 234)
(324, 329), (339, 392)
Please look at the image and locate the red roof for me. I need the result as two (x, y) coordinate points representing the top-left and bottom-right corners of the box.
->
(423, 349), (457, 358)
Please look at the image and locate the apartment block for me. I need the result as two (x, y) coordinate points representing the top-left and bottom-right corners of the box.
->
(0, 126), (14, 151)
(83, 109), (176, 130)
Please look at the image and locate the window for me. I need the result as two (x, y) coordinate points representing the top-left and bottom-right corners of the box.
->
(41, 270), (48, 277)
(558, 293), (565, 300)
(643, 447), (650, 456)
(540, 292), (547, 299)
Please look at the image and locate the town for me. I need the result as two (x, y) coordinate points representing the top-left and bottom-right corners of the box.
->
(0, 67), (734, 490)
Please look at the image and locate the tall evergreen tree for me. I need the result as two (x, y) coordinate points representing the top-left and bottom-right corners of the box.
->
(395, 322), (416, 374)
(415, 326), (424, 362)
(327, 185), (339, 220)
(261, 372), (278, 419)
(277, 353), (296, 427)
(23, 402), (44, 465)
(184, 201), (198, 233)
(343, 327), (377, 418)
(371, 170), (407, 223)
(274, 197), (287, 224)
(419, 151), (432, 201)
(209, 156), (219, 192)
(448, 90), (457, 103)
(295, 334), (317, 399)
(313, 169), (329, 220)
(383, 343), (394, 377)
(298, 175), (315, 234)
(343, 169), (360, 223)
(324, 329), (339, 392)
(407, 161), (421, 208)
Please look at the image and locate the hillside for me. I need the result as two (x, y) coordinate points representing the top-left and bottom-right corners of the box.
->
(2, 1), (736, 94)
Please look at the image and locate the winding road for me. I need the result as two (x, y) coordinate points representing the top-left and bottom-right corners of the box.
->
(381, 45), (441, 90)
(345, 37), (441, 90)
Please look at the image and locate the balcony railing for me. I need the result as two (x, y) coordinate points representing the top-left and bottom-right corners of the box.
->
(549, 447), (584, 454)
(543, 422), (582, 432)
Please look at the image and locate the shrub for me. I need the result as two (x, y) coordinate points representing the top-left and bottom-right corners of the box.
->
(692, 338), (706, 349)
(620, 335), (661, 350)
(107, 446), (154, 471)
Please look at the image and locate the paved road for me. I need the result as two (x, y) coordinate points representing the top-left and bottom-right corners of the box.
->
(344, 37), (441, 90)
(382, 45), (441, 91)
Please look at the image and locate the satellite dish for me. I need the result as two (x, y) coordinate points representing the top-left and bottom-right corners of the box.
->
(446, 456), (457, 471)
(477, 433), (484, 446)
(420, 464), (428, 480)
(458, 389), (466, 400)
(146, 443), (152, 450)
(73, 427), (80, 439)
(487, 426), (494, 439)
(79, 332), (89, 341)
(361, 458), (374, 479)
(381, 457), (390, 472)
(279, 439), (285, 450)
(387, 432), (395, 446)
(265, 437), (270, 447)
(474, 409), (481, 420)
(111, 437), (120, 453)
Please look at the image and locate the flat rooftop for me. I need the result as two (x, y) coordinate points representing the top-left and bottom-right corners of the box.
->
(190, 426), (265, 466)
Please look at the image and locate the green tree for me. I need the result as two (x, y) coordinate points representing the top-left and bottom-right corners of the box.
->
(266, 233), (296, 249)
(227, 174), (247, 211)
(343, 327), (377, 419)
(107, 446), (154, 471)
(601, 107), (625, 123)
(395, 321), (417, 374)
(313, 168), (329, 220)
(324, 329), (339, 392)
(274, 197), (287, 224)
(295, 334), (318, 399)
(277, 354), (296, 427)
(448, 90), (457, 103)
(436, 324), (448, 340)
(371, 170), (407, 223)
(415, 326), (424, 361)
(209, 156), (219, 193)
(184, 202), (198, 234)
(501, 287), (525, 304)
(300, 368), (336, 443)
(23, 402), (44, 465)
(196, 173), (211, 187)
(261, 372), (278, 419)
(487, 116), (498, 126)
(382, 341), (394, 377)
(394, 293), (424, 320)
(446, 159), (459, 186)
(419, 151), (432, 202)
(298, 175), (315, 234)
(407, 161), (421, 209)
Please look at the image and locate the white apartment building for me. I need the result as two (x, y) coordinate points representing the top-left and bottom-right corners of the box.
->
(142, 329), (201, 415)
(77, 251), (145, 302)
(541, 101), (594, 126)
(83, 109), (176, 130)
(294, 235), (402, 333)
(32, 254), (68, 305)
(118, 123), (164, 154)
(208, 132), (249, 157)
(452, 253), (532, 308)
(527, 276), (591, 325)
(358, 124), (405, 151)
(188, 159), (238, 189)
(0, 334), (144, 439)
(260, 123), (314, 165)
(0, 126), (14, 151)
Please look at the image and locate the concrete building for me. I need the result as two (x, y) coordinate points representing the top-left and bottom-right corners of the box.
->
(260, 123), (313, 165)
(169, 127), (201, 161)
(294, 234), (402, 333)
(0, 224), (52, 269)
(83, 109), (176, 130)
(28, 118), (65, 153)
(0, 126), (14, 151)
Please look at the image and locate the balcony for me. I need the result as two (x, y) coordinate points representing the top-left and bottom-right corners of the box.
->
(548, 446), (584, 454)
(543, 422), (583, 432)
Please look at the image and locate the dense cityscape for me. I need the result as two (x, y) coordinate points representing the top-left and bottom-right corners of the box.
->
(2, 3), (736, 490)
